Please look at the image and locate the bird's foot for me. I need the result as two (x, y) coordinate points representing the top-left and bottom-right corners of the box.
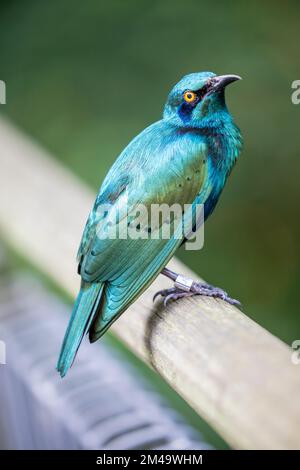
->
(153, 287), (195, 307)
(153, 278), (241, 307)
(190, 281), (241, 306)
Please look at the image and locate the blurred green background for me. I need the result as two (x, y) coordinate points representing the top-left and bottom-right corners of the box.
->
(0, 0), (300, 448)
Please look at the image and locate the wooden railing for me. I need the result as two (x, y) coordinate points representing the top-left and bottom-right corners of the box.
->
(0, 116), (300, 449)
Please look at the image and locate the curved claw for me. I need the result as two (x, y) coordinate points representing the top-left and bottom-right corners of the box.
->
(153, 288), (176, 303)
(224, 296), (241, 307)
(153, 290), (162, 302)
(164, 295), (172, 307)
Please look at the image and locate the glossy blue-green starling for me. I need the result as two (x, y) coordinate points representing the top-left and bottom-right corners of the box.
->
(57, 71), (243, 377)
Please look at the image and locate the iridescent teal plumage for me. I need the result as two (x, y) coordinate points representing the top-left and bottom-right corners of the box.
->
(57, 71), (242, 377)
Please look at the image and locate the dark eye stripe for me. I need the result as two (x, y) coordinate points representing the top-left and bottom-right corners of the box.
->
(196, 79), (215, 99)
(178, 102), (195, 122)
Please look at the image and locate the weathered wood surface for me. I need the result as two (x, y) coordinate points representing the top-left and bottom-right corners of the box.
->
(0, 116), (300, 449)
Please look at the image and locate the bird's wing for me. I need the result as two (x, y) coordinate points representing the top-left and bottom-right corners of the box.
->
(77, 122), (211, 340)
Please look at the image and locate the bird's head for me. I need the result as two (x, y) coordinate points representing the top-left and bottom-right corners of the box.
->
(163, 71), (241, 128)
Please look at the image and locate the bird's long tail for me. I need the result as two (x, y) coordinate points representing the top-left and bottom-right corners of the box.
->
(57, 281), (104, 377)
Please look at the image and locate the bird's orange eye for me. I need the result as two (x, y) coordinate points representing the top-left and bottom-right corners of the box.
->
(183, 90), (197, 103)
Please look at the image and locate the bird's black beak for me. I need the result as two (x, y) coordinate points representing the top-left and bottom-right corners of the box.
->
(211, 74), (242, 92)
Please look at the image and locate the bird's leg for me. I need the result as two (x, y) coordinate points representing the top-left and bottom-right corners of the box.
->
(153, 267), (241, 307)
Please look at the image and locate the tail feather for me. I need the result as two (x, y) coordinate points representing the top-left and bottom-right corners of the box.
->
(57, 282), (104, 377)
